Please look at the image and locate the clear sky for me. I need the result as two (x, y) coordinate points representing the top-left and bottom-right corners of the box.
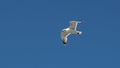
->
(0, 0), (120, 68)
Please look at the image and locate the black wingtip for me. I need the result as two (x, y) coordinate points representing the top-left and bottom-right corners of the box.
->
(63, 41), (67, 45)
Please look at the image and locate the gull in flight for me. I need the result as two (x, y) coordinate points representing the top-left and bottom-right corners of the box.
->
(61, 21), (82, 45)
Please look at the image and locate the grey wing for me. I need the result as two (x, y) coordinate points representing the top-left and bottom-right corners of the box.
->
(69, 21), (79, 30)
(61, 30), (70, 44)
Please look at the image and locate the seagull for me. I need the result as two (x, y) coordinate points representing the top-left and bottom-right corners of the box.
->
(61, 21), (82, 45)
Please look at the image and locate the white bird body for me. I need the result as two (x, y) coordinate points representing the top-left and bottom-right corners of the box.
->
(61, 21), (82, 44)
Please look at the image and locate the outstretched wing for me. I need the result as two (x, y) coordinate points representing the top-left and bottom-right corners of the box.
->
(69, 21), (81, 30)
(61, 30), (70, 44)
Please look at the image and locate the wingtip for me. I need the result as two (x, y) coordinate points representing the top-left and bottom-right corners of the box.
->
(70, 20), (82, 23)
(63, 41), (67, 45)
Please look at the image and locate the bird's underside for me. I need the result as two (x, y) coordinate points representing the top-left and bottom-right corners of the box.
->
(61, 21), (82, 45)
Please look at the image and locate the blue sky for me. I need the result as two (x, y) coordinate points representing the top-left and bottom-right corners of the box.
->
(0, 0), (120, 68)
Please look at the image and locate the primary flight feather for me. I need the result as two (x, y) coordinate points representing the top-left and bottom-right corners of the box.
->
(61, 21), (82, 44)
